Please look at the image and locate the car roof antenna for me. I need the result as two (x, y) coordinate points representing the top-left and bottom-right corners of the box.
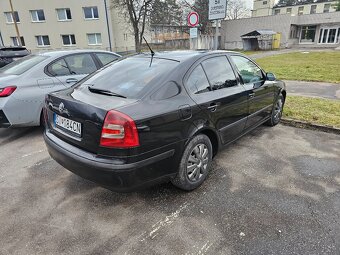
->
(143, 36), (155, 67)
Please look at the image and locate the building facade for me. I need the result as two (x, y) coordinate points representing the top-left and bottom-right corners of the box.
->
(252, 0), (337, 17)
(0, 0), (135, 53)
(221, 12), (340, 49)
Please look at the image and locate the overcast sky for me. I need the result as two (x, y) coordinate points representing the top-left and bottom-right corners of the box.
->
(245, 0), (253, 9)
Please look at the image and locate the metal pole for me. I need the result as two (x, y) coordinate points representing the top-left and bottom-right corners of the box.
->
(214, 20), (219, 50)
(9, 0), (21, 46)
(104, 0), (112, 51)
(0, 31), (4, 46)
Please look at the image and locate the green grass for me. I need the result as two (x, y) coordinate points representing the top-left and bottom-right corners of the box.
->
(256, 52), (340, 83)
(283, 96), (340, 128)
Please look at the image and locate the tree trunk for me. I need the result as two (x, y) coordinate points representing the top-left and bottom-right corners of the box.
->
(135, 33), (141, 52)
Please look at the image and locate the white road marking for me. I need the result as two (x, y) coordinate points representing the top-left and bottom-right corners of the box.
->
(139, 202), (189, 241)
(21, 149), (46, 158)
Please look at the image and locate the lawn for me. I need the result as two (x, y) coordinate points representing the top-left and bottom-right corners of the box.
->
(283, 96), (340, 128)
(256, 52), (340, 83)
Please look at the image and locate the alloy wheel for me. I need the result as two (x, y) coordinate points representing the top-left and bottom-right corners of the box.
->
(187, 143), (209, 182)
(273, 97), (283, 122)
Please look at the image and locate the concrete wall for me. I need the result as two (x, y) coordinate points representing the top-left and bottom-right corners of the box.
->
(221, 15), (294, 49)
(0, 0), (135, 53)
(221, 12), (340, 50)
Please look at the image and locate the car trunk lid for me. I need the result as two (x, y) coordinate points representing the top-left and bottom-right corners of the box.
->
(46, 86), (138, 154)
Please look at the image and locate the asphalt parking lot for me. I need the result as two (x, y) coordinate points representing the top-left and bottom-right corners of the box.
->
(0, 125), (339, 255)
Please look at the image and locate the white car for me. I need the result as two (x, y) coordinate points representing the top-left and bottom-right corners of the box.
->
(0, 50), (120, 127)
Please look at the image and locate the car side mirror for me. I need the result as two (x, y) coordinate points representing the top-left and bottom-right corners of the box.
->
(266, 72), (276, 81)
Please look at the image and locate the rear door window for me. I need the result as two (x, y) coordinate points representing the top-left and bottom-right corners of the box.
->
(64, 54), (97, 75)
(48, 58), (71, 76)
(201, 56), (238, 90)
(95, 53), (119, 66)
(186, 65), (211, 94)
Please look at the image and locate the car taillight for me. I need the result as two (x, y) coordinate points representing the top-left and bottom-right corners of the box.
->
(0, 86), (16, 97)
(100, 110), (139, 148)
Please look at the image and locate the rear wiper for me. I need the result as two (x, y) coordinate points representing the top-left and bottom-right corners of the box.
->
(88, 86), (127, 98)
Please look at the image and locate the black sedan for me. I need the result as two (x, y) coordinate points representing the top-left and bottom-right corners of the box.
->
(44, 51), (286, 192)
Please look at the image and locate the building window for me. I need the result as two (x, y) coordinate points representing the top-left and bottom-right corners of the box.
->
(57, 8), (72, 21)
(310, 5), (317, 14)
(300, 26), (316, 43)
(83, 7), (98, 19)
(30, 10), (45, 22)
(87, 33), (102, 45)
(4, 11), (20, 23)
(263, 1), (267, 5)
(274, 9), (281, 15)
(323, 4), (331, 13)
(298, 6), (304, 15)
(319, 28), (340, 44)
(36, 35), (50, 46)
(286, 8), (292, 14)
(10, 36), (25, 46)
(62, 34), (76, 46)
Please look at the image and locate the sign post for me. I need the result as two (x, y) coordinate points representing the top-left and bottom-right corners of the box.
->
(188, 12), (200, 50)
(209, 0), (227, 50)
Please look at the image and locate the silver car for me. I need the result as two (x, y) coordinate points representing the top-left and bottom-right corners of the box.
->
(0, 50), (120, 127)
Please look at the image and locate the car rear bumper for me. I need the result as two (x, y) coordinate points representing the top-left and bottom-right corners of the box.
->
(44, 130), (177, 192)
(0, 110), (11, 128)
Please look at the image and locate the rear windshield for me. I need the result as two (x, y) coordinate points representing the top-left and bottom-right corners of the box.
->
(0, 55), (48, 75)
(79, 57), (179, 98)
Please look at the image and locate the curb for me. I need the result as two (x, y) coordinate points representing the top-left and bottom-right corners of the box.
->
(281, 118), (340, 135)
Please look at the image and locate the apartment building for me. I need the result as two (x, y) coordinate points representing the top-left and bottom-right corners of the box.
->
(252, 0), (337, 17)
(0, 0), (135, 53)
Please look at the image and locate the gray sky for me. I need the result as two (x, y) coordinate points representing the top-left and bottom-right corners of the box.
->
(245, 0), (253, 9)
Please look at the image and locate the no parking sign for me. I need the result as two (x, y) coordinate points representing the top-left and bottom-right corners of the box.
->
(187, 12), (199, 27)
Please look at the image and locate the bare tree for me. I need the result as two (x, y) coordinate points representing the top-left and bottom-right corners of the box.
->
(111, 0), (154, 52)
(226, 0), (250, 20)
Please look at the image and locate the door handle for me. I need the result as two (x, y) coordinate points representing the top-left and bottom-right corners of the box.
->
(249, 93), (255, 98)
(66, 78), (78, 84)
(207, 103), (218, 112)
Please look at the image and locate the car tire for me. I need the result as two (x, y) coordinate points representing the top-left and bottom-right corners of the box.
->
(171, 134), (213, 191)
(266, 93), (284, 127)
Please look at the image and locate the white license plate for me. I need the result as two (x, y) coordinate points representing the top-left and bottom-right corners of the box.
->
(54, 114), (81, 136)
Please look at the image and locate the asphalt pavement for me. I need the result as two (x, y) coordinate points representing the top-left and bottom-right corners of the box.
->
(0, 125), (339, 255)
(284, 80), (340, 100)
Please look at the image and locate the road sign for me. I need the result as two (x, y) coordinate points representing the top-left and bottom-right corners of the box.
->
(188, 12), (199, 27)
(190, 28), (198, 38)
(209, 0), (227, 20)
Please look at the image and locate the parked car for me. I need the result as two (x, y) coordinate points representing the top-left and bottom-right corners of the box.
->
(0, 46), (30, 68)
(0, 50), (121, 127)
(44, 51), (286, 192)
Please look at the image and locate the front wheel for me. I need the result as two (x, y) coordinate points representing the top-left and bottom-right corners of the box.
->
(266, 94), (284, 127)
(171, 134), (213, 191)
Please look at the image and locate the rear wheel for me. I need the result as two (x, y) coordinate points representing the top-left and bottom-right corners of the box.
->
(266, 94), (284, 127)
(171, 134), (212, 191)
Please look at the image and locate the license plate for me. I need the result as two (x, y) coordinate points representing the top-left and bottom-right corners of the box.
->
(54, 113), (81, 136)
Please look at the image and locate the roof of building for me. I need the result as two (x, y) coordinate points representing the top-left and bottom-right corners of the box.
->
(274, 0), (334, 8)
(241, 30), (276, 37)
